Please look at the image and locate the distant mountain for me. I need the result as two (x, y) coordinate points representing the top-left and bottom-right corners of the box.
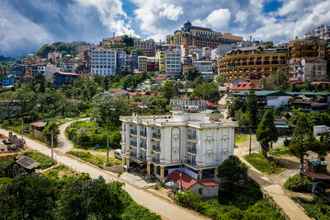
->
(36, 41), (90, 58)
(0, 55), (15, 62)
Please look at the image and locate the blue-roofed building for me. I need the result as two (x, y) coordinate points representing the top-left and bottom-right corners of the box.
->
(1, 74), (15, 88)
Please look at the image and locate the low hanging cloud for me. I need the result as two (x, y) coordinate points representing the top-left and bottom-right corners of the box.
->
(194, 8), (231, 31)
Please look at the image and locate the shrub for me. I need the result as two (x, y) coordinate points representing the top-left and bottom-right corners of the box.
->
(174, 191), (203, 211)
(284, 174), (312, 192)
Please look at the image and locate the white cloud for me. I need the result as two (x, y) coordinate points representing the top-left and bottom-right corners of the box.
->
(159, 3), (183, 21)
(76, 0), (136, 36)
(194, 8), (231, 31)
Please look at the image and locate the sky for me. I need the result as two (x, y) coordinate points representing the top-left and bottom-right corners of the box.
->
(0, 0), (330, 56)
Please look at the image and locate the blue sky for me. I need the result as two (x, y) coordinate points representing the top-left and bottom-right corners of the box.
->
(0, 0), (329, 56)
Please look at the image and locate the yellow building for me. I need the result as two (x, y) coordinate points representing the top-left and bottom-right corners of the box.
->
(218, 47), (289, 82)
(289, 37), (327, 59)
(156, 51), (165, 73)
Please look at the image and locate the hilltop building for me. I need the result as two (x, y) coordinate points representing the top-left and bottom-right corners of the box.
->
(90, 47), (117, 76)
(167, 21), (243, 50)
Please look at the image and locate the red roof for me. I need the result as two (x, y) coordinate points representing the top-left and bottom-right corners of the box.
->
(167, 171), (218, 190)
(231, 82), (260, 91)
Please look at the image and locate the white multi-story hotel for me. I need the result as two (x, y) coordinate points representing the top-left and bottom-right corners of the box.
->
(120, 111), (237, 182)
(164, 48), (182, 76)
(90, 47), (117, 76)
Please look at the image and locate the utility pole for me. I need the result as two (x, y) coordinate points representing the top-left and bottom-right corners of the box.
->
(21, 118), (24, 139)
(106, 131), (110, 164)
(51, 130), (54, 159)
(249, 126), (252, 155)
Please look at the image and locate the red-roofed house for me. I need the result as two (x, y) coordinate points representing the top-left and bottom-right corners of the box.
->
(167, 171), (219, 198)
(230, 81), (261, 92)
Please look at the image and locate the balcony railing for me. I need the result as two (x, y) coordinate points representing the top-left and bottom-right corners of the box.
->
(185, 154), (196, 167)
(152, 155), (160, 163)
(187, 146), (197, 154)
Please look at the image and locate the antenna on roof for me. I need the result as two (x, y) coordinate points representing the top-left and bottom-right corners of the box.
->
(113, 32), (115, 38)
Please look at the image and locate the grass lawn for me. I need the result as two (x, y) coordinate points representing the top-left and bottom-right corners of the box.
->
(269, 146), (291, 157)
(235, 134), (249, 144)
(294, 197), (330, 220)
(68, 150), (121, 168)
(43, 165), (77, 179)
(24, 150), (55, 169)
(244, 153), (285, 174)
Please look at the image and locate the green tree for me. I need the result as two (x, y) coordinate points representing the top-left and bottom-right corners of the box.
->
(43, 120), (60, 147)
(289, 112), (315, 173)
(246, 90), (258, 128)
(93, 93), (129, 128)
(192, 82), (219, 102)
(56, 177), (124, 220)
(160, 80), (179, 101)
(0, 175), (56, 220)
(185, 69), (200, 81)
(263, 70), (289, 90)
(256, 109), (278, 158)
(217, 156), (248, 201)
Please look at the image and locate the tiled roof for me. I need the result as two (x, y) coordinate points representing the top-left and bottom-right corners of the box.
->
(167, 171), (218, 190)
(167, 171), (197, 190)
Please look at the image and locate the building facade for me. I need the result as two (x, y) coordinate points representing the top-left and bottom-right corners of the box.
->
(134, 38), (156, 56)
(194, 60), (214, 80)
(138, 56), (148, 73)
(167, 21), (242, 49)
(90, 47), (117, 76)
(289, 58), (328, 82)
(218, 46), (289, 82)
(120, 112), (237, 182)
(305, 24), (330, 40)
(164, 48), (182, 76)
(288, 38), (327, 59)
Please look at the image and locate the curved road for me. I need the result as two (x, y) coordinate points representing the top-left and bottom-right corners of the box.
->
(57, 118), (90, 153)
(0, 127), (209, 220)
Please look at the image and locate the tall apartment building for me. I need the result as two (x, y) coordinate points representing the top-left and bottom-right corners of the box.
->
(194, 60), (214, 80)
(120, 111), (237, 181)
(90, 47), (117, 76)
(138, 56), (148, 73)
(218, 46), (288, 82)
(167, 21), (242, 49)
(164, 47), (182, 76)
(305, 24), (330, 40)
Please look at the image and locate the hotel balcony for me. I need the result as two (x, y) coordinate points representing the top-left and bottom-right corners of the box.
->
(184, 153), (197, 167)
(151, 153), (160, 163)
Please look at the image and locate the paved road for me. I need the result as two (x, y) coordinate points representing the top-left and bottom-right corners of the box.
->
(57, 118), (90, 153)
(0, 128), (208, 220)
